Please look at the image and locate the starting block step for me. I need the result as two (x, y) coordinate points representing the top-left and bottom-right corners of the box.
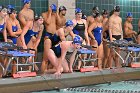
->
(131, 62), (140, 68)
(13, 72), (36, 78)
(80, 67), (99, 72)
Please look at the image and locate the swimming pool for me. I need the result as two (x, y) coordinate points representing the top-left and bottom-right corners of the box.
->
(32, 80), (140, 93)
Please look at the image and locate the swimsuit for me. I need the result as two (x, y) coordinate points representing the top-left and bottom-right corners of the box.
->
(92, 27), (103, 46)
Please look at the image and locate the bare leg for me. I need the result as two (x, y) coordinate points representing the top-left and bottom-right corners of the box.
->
(137, 35), (140, 44)
(103, 41), (110, 68)
(97, 43), (104, 70)
(108, 48), (114, 69)
(62, 59), (69, 73)
(41, 39), (51, 74)
(115, 48), (121, 68)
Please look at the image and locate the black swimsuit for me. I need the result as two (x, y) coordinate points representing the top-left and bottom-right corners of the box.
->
(51, 44), (61, 58)
(73, 22), (85, 39)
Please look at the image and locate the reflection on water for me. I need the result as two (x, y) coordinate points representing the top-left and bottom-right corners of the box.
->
(32, 80), (140, 93)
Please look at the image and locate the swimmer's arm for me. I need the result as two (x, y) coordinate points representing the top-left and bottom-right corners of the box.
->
(34, 25), (44, 49)
(56, 9), (62, 25)
(3, 22), (7, 42)
(45, 7), (52, 25)
(86, 16), (91, 27)
(120, 19), (123, 39)
(58, 28), (66, 41)
(20, 21), (32, 46)
(88, 23), (95, 40)
(83, 19), (90, 45)
(18, 12), (26, 27)
(69, 31), (76, 39)
(138, 19), (140, 32)
(109, 17), (113, 42)
(6, 20), (17, 37)
(15, 20), (22, 35)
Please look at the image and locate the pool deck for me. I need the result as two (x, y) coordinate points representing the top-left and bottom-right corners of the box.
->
(0, 67), (140, 93)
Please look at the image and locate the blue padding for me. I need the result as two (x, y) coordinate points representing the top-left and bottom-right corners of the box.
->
(7, 51), (34, 57)
(127, 47), (140, 52)
(77, 49), (96, 54)
(121, 47), (140, 52)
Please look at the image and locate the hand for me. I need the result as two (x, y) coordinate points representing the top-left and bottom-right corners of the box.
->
(48, 6), (52, 13)
(91, 39), (98, 48)
(54, 71), (61, 79)
(134, 31), (137, 35)
(23, 45), (27, 49)
(31, 36), (37, 42)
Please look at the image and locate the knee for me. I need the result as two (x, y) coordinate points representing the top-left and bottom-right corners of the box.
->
(63, 69), (69, 73)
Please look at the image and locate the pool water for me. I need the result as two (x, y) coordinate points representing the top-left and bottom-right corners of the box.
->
(32, 80), (140, 93)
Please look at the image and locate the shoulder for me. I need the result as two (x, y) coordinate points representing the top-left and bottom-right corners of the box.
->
(81, 19), (86, 23)
(87, 16), (92, 19)
(15, 19), (20, 24)
(29, 9), (34, 13)
(118, 16), (122, 21)
(72, 19), (77, 24)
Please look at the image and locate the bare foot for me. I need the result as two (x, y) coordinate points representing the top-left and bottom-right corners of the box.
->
(54, 72), (61, 79)
(69, 68), (73, 73)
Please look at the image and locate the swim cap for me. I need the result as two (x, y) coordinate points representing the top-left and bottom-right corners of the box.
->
(126, 12), (132, 17)
(65, 20), (73, 27)
(22, 0), (31, 4)
(35, 14), (43, 21)
(59, 6), (67, 12)
(114, 5), (120, 12)
(75, 8), (82, 14)
(93, 12), (100, 18)
(102, 9), (108, 15)
(0, 6), (7, 12)
(7, 8), (16, 14)
(7, 5), (16, 14)
(92, 6), (99, 13)
(7, 5), (15, 9)
(51, 4), (57, 12)
(73, 35), (82, 45)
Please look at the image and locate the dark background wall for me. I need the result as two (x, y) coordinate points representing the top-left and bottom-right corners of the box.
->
(76, 0), (140, 32)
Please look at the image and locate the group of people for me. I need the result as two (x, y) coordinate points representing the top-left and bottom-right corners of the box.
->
(0, 0), (139, 76)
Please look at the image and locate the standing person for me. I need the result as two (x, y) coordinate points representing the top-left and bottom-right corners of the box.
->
(18, 14), (44, 71)
(124, 12), (137, 42)
(88, 12), (104, 70)
(41, 4), (65, 74)
(0, 6), (8, 42)
(108, 6), (123, 68)
(46, 35), (82, 75)
(87, 6), (99, 27)
(6, 5), (22, 45)
(102, 9), (110, 68)
(0, 6), (8, 72)
(19, 0), (34, 29)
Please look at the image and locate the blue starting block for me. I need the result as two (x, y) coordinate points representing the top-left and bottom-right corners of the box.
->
(73, 49), (97, 68)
